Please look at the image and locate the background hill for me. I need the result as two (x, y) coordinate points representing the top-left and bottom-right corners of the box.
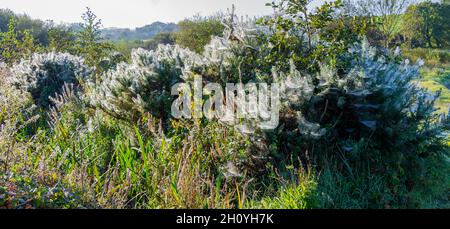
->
(0, 9), (179, 43)
(101, 22), (178, 41)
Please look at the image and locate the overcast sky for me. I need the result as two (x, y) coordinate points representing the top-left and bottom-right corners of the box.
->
(0, 0), (324, 28)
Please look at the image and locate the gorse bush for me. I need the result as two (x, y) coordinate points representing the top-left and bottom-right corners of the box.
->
(89, 45), (204, 123)
(268, 39), (449, 207)
(9, 52), (91, 108)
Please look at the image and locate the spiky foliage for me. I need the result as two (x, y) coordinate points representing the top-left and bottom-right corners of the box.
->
(89, 45), (204, 123)
(304, 39), (447, 154)
(280, 40), (450, 207)
(9, 52), (91, 108)
(203, 7), (266, 84)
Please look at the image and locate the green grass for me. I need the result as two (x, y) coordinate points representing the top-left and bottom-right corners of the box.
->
(403, 48), (450, 114)
(419, 67), (450, 113)
(245, 171), (318, 209)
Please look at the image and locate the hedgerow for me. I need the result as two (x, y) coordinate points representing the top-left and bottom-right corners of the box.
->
(0, 2), (448, 209)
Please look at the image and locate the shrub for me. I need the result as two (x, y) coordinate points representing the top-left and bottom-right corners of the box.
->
(9, 52), (91, 108)
(98, 51), (127, 72)
(143, 32), (176, 51)
(47, 26), (77, 54)
(176, 16), (225, 54)
(290, 40), (450, 208)
(258, 0), (366, 73)
(89, 45), (204, 123)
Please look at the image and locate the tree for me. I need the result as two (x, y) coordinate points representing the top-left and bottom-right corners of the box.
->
(0, 9), (16, 32)
(402, 4), (422, 48)
(48, 25), (77, 53)
(0, 18), (22, 64)
(76, 7), (113, 71)
(343, 0), (412, 48)
(175, 16), (225, 53)
(432, 1), (450, 48)
(0, 9), (50, 46)
(144, 32), (176, 50)
(0, 18), (39, 65)
(402, 1), (450, 48)
(259, 0), (365, 72)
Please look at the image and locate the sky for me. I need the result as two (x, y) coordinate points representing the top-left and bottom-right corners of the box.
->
(0, 0), (324, 28)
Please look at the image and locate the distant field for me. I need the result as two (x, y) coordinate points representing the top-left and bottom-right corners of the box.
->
(420, 67), (450, 113)
(404, 48), (450, 146)
(403, 48), (450, 114)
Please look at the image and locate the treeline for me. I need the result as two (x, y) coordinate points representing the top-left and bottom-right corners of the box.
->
(113, 15), (225, 56)
(0, 8), (225, 62)
(104, 0), (450, 57)
(0, 8), (50, 45)
(402, 0), (449, 48)
(337, 0), (449, 48)
(3, 0), (447, 62)
(0, 8), (121, 74)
